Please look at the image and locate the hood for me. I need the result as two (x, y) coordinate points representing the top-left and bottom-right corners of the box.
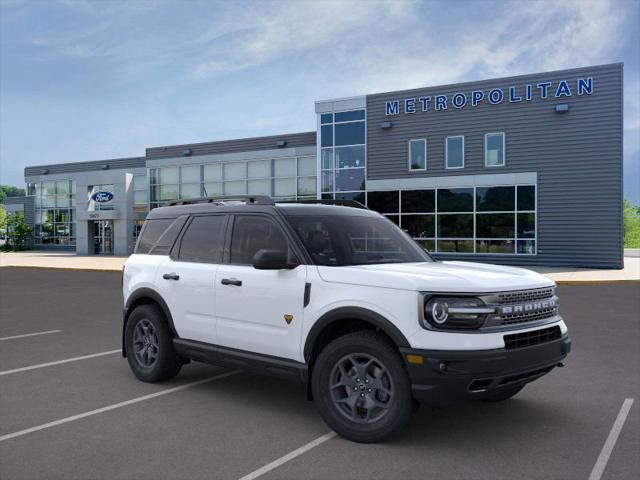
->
(316, 261), (554, 293)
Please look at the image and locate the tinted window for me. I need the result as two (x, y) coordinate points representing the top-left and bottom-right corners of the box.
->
(334, 110), (365, 122)
(334, 122), (365, 146)
(321, 125), (333, 147)
(518, 185), (536, 211)
(401, 189), (435, 213)
(136, 218), (174, 254)
(230, 216), (290, 264)
(476, 186), (515, 212)
(437, 188), (473, 212)
(409, 139), (426, 170)
(476, 213), (515, 238)
(320, 113), (333, 124)
(178, 215), (227, 263)
(149, 216), (188, 255)
(401, 215), (435, 238)
(367, 191), (399, 214)
(335, 168), (365, 191)
(286, 214), (431, 266)
(437, 214), (473, 237)
(446, 137), (464, 168)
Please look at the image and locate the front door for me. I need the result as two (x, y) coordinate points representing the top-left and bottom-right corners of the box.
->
(93, 220), (114, 255)
(215, 214), (307, 361)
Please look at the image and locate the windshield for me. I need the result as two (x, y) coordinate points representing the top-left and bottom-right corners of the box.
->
(285, 213), (432, 266)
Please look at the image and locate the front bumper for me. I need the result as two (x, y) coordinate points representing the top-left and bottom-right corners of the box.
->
(400, 334), (571, 406)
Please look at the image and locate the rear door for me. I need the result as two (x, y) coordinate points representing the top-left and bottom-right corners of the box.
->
(215, 214), (307, 361)
(156, 214), (228, 345)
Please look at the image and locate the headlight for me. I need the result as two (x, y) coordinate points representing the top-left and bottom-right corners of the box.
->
(423, 296), (494, 330)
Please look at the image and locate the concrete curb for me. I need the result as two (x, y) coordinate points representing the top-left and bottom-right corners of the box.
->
(0, 265), (122, 273)
(554, 279), (640, 285)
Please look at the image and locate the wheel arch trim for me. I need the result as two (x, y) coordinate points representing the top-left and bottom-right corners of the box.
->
(303, 306), (411, 362)
(122, 287), (178, 357)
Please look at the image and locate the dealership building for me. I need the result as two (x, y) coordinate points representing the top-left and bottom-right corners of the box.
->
(11, 63), (623, 268)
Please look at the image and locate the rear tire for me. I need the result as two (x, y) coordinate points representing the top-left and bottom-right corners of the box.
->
(125, 304), (181, 382)
(311, 331), (413, 443)
(480, 384), (524, 402)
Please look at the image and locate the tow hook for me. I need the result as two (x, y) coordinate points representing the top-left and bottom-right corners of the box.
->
(557, 362), (565, 368)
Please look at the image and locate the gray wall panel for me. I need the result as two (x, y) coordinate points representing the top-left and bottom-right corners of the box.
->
(146, 131), (316, 159)
(366, 63), (623, 268)
(25, 157), (145, 177)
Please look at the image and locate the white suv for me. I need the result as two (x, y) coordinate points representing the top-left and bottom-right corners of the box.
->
(122, 196), (571, 443)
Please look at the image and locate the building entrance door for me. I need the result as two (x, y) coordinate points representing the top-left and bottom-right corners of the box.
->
(92, 220), (114, 255)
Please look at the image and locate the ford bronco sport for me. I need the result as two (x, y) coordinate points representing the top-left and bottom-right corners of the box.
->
(122, 196), (571, 443)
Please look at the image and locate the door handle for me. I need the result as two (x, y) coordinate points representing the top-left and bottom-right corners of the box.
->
(221, 278), (242, 286)
(162, 273), (180, 281)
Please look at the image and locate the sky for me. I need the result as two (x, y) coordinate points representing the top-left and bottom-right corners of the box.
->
(1, 0), (639, 203)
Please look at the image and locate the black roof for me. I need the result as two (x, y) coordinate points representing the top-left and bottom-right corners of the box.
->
(147, 201), (378, 220)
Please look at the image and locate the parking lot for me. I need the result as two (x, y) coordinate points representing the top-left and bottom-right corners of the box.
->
(0, 267), (638, 480)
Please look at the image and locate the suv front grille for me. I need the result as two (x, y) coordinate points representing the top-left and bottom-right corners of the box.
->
(504, 326), (561, 350)
(496, 287), (555, 305)
(501, 306), (558, 325)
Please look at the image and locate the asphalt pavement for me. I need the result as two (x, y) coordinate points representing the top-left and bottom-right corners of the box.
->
(0, 267), (638, 480)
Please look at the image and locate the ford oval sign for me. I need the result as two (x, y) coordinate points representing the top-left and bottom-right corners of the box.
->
(91, 191), (114, 203)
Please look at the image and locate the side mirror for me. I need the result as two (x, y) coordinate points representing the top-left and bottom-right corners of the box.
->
(252, 249), (297, 270)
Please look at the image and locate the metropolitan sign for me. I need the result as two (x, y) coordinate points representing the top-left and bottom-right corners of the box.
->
(384, 76), (594, 115)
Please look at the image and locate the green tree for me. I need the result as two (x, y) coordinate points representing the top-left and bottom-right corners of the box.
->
(0, 205), (6, 231)
(0, 185), (26, 204)
(5, 212), (32, 250)
(623, 199), (640, 248)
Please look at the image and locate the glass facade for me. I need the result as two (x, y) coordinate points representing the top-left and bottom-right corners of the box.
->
(366, 185), (536, 255)
(33, 180), (76, 246)
(320, 110), (366, 204)
(149, 156), (317, 208)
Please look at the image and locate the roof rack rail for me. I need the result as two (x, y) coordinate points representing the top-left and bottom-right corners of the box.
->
(168, 195), (274, 206)
(276, 199), (368, 209)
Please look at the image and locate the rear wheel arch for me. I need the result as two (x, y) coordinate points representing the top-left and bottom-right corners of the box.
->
(123, 288), (178, 357)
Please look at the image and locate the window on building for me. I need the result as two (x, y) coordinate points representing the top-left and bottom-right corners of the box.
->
(409, 139), (427, 170)
(178, 215), (227, 263)
(133, 175), (147, 205)
(372, 185), (536, 255)
(320, 109), (366, 201)
(32, 180), (76, 246)
(485, 132), (505, 167)
(445, 136), (464, 169)
(367, 191), (399, 214)
(149, 155), (317, 208)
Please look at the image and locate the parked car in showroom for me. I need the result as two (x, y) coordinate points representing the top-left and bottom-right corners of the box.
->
(122, 196), (570, 443)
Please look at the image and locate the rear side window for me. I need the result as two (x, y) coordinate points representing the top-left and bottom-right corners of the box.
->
(135, 218), (174, 254)
(178, 215), (227, 264)
(229, 215), (292, 265)
(149, 216), (188, 255)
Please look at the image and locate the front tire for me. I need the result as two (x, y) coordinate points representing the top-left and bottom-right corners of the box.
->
(125, 304), (181, 382)
(311, 331), (413, 443)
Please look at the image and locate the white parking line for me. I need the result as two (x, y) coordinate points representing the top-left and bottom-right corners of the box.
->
(588, 398), (635, 480)
(0, 349), (121, 376)
(0, 330), (62, 341)
(238, 431), (337, 480)
(0, 370), (242, 442)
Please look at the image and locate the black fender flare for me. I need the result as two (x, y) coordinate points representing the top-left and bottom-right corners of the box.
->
(122, 288), (179, 356)
(303, 306), (410, 363)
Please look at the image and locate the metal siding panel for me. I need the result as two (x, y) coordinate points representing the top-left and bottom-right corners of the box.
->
(145, 131), (316, 159)
(366, 64), (623, 268)
(24, 157), (146, 177)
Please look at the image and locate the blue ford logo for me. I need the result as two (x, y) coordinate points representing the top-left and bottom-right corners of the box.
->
(91, 191), (114, 203)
